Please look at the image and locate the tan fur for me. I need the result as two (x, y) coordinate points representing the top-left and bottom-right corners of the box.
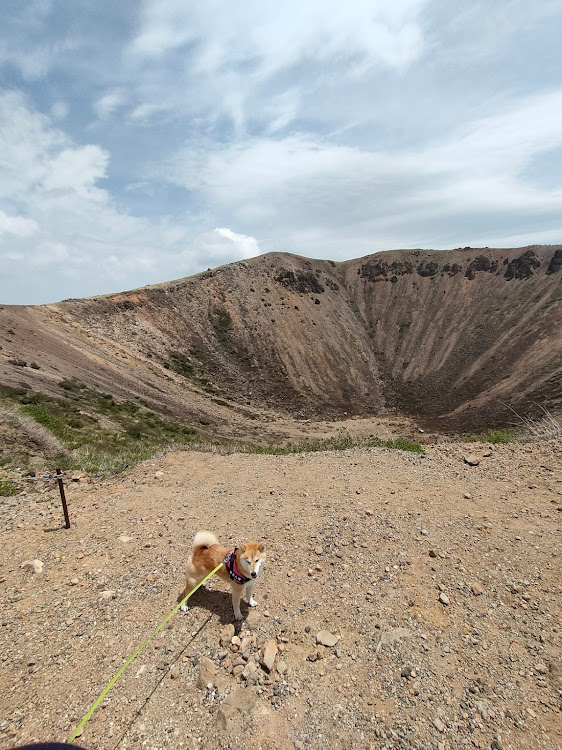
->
(179, 531), (266, 620)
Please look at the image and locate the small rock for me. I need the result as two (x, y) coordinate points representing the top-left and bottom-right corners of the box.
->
(216, 686), (257, 730)
(170, 665), (180, 679)
(401, 666), (413, 678)
(99, 590), (115, 600)
(463, 454), (480, 467)
(118, 535), (133, 543)
(69, 577), (79, 586)
(428, 549), (437, 558)
(239, 636), (252, 655)
(535, 662), (549, 675)
(316, 630), (339, 647)
(471, 582), (484, 596)
(242, 661), (259, 685)
(196, 656), (217, 689)
(260, 639), (278, 672)
(220, 623), (235, 647)
(438, 592), (450, 606)
(314, 547), (324, 555)
(154, 471), (165, 478)
(463, 492), (472, 499)
(433, 717), (446, 733)
(20, 559), (43, 574)
(376, 627), (410, 652)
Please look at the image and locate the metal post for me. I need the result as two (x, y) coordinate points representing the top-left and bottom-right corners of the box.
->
(56, 467), (71, 529)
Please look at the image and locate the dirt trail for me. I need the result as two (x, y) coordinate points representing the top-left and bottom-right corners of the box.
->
(1, 440), (561, 749)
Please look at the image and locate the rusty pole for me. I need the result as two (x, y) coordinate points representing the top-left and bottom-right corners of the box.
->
(56, 467), (71, 529)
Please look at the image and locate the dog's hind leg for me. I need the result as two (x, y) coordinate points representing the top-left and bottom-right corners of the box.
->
(178, 559), (203, 612)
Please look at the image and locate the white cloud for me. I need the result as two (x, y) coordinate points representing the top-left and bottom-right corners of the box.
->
(183, 228), (262, 270)
(0, 210), (38, 237)
(129, 101), (169, 123)
(210, 228), (260, 258)
(0, 92), (265, 302)
(0, 93), (182, 300)
(93, 89), (127, 120)
(50, 100), (69, 120)
(124, 0), (427, 129)
(42, 145), (109, 194)
(1, 1), (562, 304)
(164, 89), (562, 255)
(131, 0), (425, 72)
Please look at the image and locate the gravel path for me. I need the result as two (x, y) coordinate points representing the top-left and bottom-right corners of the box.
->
(1, 440), (561, 749)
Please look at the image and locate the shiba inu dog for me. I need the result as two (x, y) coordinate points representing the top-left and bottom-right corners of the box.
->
(179, 531), (266, 620)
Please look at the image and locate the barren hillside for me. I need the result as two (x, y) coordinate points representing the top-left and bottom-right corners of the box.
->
(1, 245), (561, 441)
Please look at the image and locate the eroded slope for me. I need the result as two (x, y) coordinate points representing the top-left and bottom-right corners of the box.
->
(1, 245), (561, 435)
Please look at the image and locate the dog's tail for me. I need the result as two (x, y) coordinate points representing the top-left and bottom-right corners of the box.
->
(193, 531), (218, 551)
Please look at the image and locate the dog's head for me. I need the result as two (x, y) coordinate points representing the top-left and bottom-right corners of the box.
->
(238, 542), (266, 579)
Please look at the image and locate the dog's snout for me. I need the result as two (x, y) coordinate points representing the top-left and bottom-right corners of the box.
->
(251, 571), (257, 578)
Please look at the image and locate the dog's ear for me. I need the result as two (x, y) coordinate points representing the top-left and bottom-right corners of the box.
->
(258, 542), (265, 553)
(238, 544), (246, 554)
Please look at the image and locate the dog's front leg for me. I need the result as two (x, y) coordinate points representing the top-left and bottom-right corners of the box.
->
(231, 586), (244, 620)
(245, 580), (258, 608)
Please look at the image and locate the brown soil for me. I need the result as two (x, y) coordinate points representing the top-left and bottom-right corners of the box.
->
(1, 439), (561, 749)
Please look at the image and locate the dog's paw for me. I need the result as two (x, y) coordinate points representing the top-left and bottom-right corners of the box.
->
(234, 612), (244, 621)
(180, 603), (188, 613)
(249, 598), (259, 607)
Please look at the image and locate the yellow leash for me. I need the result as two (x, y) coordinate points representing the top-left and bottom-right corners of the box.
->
(67, 562), (223, 744)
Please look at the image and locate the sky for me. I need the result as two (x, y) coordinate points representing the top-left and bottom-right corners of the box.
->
(1, 1), (562, 305)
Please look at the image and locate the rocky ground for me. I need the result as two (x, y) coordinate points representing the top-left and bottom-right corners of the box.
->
(1, 439), (561, 750)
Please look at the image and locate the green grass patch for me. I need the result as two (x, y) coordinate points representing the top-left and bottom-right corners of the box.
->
(366, 435), (426, 453)
(0, 478), (20, 496)
(0, 381), (425, 471)
(464, 427), (516, 444)
(166, 351), (195, 378)
(0, 382), (201, 474)
(251, 434), (356, 455)
(0, 386), (28, 398)
(250, 433), (425, 456)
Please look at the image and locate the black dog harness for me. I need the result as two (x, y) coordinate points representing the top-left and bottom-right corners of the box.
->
(224, 548), (251, 585)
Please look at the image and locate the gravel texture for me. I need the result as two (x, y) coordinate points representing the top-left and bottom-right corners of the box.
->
(1, 439), (561, 749)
